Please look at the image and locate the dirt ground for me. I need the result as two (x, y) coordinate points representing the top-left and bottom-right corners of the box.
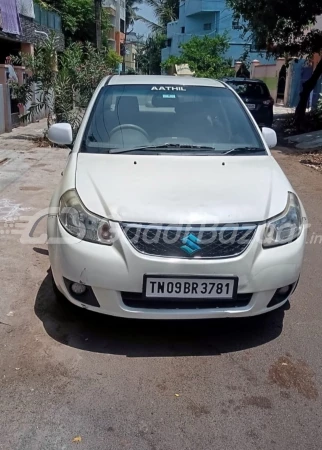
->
(0, 142), (322, 450)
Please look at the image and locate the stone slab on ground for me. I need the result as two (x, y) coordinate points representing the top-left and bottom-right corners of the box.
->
(286, 130), (322, 149)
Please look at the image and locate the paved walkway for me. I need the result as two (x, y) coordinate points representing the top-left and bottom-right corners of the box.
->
(0, 119), (65, 216)
(0, 119), (47, 152)
(274, 105), (295, 116)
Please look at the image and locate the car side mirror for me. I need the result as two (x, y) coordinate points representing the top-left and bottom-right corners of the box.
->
(262, 127), (277, 148)
(48, 123), (73, 146)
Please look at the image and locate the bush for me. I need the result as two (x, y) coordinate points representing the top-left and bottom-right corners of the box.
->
(162, 34), (235, 79)
(9, 33), (122, 133)
(316, 93), (322, 119)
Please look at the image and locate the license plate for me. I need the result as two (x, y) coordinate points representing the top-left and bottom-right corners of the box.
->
(246, 104), (256, 110)
(143, 276), (238, 300)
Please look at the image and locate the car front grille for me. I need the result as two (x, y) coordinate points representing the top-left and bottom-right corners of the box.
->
(120, 223), (257, 259)
(121, 292), (253, 309)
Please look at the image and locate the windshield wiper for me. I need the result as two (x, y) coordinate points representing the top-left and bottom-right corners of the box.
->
(109, 143), (216, 154)
(222, 147), (266, 156)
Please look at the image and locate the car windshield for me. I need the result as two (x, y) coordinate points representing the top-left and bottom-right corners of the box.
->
(226, 81), (270, 98)
(81, 84), (266, 155)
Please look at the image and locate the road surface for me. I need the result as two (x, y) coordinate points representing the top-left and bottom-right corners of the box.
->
(0, 143), (321, 450)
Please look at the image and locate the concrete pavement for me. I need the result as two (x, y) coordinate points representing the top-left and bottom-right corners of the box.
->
(0, 134), (322, 449)
(273, 105), (295, 116)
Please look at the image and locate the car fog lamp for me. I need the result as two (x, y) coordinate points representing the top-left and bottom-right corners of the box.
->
(71, 282), (87, 295)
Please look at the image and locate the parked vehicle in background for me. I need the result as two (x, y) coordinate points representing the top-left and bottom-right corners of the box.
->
(222, 78), (274, 128)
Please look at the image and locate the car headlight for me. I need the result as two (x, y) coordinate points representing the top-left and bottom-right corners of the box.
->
(263, 192), (303, 248)
(59, 189), (114, 245)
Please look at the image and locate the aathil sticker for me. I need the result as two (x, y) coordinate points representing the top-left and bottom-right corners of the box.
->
(151, 86), (186, 91)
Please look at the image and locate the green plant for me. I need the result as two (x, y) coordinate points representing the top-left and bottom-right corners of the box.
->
(162, 34), (235, 79)
(126, 0), (143, 30)
(10, 32), (59, 128)
(10, 36), (122, 134)
(126, 68), (136, 74)
(54, 43), (121, 129)
(9, 77), (34, 107)
(138, 0), (179, 33)
(315, 93), (322, 119)
(135, 34), (166, 74)
(35, 0), (112, 45)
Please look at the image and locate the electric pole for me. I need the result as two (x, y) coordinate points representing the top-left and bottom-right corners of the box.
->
(95, 0), (102, 49)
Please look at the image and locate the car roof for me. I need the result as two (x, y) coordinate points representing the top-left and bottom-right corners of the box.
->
(106, 75), (226, 88)
(222, 77), (265, 84)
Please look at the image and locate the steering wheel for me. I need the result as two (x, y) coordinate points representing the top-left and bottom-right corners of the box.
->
(109, 124), (149, 140)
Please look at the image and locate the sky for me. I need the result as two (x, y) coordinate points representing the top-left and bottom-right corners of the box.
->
(133, 4), (156, 37)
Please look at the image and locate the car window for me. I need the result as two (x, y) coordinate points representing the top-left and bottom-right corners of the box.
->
(81, 84), (266, 154)
(227, 82), (269, 98)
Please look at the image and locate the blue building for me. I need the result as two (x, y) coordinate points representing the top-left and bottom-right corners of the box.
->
(161, 0), (269, 65)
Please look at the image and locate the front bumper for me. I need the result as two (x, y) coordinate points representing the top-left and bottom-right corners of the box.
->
(48, 218), (306, 319)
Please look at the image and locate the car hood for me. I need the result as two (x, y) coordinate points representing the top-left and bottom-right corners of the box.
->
(76, 154), (291, 224)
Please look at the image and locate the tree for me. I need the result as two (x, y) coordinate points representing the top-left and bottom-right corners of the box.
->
(126, 0), (143, 31)
(162, 35), (235, 78)
(35, 0), (111, 45)
(136, 34), (166, 74)
(227, 0), (322, 126)
(139, 0), (179, 33)
(135, 42), (150, 74)
(129, 0), (179, 74)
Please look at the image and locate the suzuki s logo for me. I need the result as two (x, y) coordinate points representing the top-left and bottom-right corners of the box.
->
(181, 233), (201, 255)
(151, 86), (186, 91)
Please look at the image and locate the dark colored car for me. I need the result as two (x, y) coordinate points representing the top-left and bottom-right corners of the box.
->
(221, 78), (274, 127)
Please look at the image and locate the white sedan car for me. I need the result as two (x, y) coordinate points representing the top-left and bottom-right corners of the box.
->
(47, 75), (307, 319)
